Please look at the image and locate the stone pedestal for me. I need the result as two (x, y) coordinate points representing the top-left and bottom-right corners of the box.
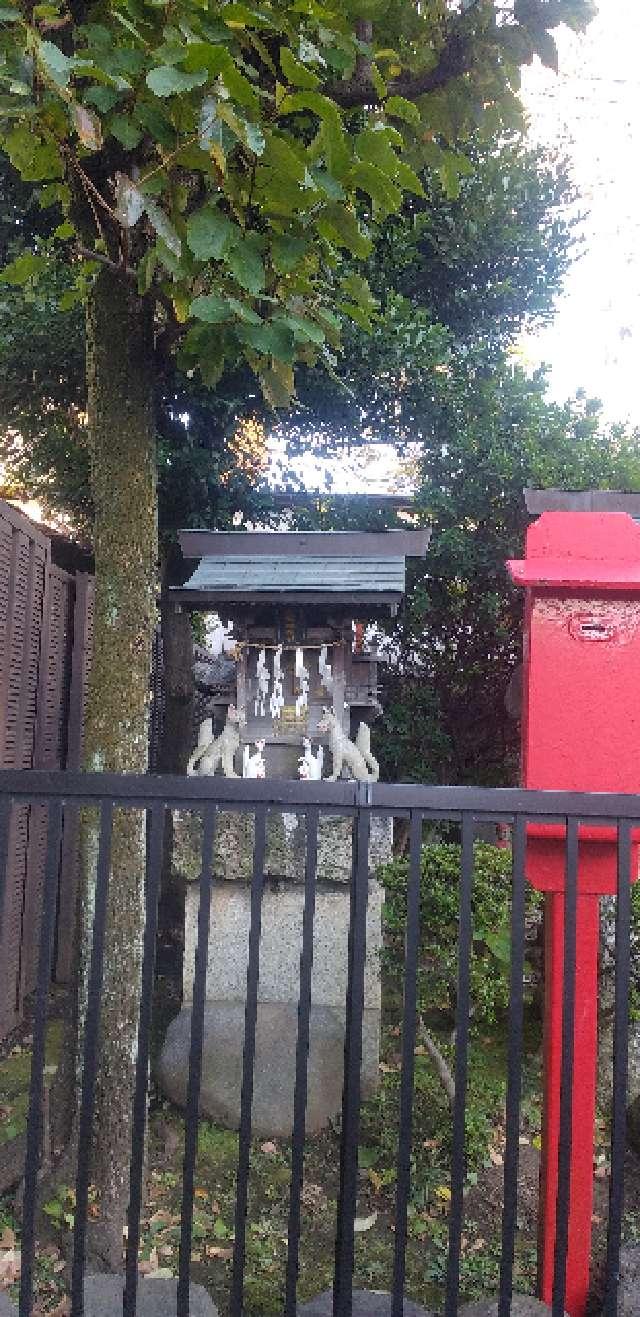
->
(158, 809), (392, 1136)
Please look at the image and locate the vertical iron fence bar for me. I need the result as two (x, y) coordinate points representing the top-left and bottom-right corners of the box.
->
(284, 807), (320, 1317)
(230, 807), (267, 1316)
(552, 816), (579, 1317)
(499, 815), (527, 1317)
(19, 800), (63, 1317)
(71, 800), (114, 1317)
(0, 793), (11, 948)
(123, 802), (165, 1317)
(333, 801), (371, 1317)
(603, 819), (633, 1317)
(391, 809), (424, 1317)
(444, 812), (475, 1317)
(177, 805), (217, 1317)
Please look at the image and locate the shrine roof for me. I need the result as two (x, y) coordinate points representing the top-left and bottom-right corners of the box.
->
(525, 488), (640, 516)
(173, 529), (430, 608)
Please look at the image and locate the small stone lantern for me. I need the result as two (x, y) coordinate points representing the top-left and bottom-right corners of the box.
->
(158, 527), (430, 1136)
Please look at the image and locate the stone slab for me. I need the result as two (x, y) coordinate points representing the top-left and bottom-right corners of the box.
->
(0, 1293), (16, 1317)
(158, 1001), (380, 1137)
(173, 809), (393, 884)
(458, 1300), (564, 1317)
(183, 880), (383, 1012)
(619, 1243), (640, 1316)
(83, 1275), (217, 1316)
(298, 1290), (432, 1316)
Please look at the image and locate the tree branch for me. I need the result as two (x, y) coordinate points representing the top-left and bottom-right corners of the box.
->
(418, 1016), (456, 1106)
(325, 27), (471, 109)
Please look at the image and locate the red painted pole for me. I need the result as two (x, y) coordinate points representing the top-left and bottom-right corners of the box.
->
(538, 890), (600, 1316)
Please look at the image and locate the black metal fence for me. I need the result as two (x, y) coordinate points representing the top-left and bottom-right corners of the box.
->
(0, 769), (636, 1317)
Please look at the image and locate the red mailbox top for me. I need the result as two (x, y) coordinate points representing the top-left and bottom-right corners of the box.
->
(507, 510), (640, 591)
(508, 509), (640, 892)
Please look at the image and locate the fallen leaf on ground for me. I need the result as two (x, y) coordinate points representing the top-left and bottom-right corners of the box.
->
(206, 1245), (234, 1260)
(354, 1212), (377, 1233)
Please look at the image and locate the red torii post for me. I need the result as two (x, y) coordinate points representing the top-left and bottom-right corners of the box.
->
(508, 510), (640, 1316)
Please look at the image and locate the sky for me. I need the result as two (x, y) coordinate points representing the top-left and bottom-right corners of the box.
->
(520, 0), (640, 422)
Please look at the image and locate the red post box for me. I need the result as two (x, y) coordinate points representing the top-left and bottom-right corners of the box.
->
(508, 511), (640, 1315)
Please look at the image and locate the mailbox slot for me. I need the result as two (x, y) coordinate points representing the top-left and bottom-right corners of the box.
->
(569, 614), (616, 642)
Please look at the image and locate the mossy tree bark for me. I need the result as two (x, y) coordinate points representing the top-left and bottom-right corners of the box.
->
(82, 266), (157, 1269)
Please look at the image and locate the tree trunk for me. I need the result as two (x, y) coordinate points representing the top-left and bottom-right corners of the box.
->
(81, 266), (156, 1269)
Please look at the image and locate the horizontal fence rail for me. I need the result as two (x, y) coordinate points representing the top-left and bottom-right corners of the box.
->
(0, 769), (637, 1317)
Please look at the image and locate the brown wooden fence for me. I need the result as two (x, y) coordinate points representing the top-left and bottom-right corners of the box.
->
(0, 500), (94, 1040)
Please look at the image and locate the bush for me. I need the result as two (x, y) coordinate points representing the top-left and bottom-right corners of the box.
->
(380, 840), (528, 1030)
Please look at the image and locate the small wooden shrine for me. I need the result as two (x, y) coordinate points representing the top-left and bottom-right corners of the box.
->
(172, 528), (430, 780)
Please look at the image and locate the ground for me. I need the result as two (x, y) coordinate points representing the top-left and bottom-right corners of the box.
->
(0, 971), (637, 1315)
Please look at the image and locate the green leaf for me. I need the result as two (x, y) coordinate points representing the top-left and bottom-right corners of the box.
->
(189, 294), (233, 323)
(280, 45), (320, 89)
(137, 248), (157, 295)
(349, 161), (402, 215)
(0, 6), (20, 19)
(146, 65), (207, 97)
(216, 101), (265, 155)
(84, 85), (121, 113)
(394, 160), (425, 197)
(384, 95), (420, 126)
(225, 235), (265, 294)
(356, 126), (402, 175)
(186, 206), (238, 261)
(54, 220), (75, 240)
(340, 272), (377, 312)
(144, 198), (181, 256)
(258, 359), (294, 408)
(236, 318), (295, 361)
(317, 204), (371, 259)
(338, 299), (374, 332)
(242, 119), (266, 155)
(182, 43), (260, 115)
(38, 39), (74, 88)
(261, 133), (306, 184)
(370, 62), (386, 98)
(281, 313), (325, 345)
(110, 113), (142, 149)
(0, 251), (47, 285)
(270, 234), (307, 274)
(135, 102), (175, 148)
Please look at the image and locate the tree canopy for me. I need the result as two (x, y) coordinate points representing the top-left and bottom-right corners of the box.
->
(1, 0), (595, 396)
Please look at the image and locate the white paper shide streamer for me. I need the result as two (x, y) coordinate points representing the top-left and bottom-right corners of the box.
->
(294, 647), (310, 716)
(319, 644), (333, 694)
(269, 644), (285, 720)
(254, 647), (270, 717)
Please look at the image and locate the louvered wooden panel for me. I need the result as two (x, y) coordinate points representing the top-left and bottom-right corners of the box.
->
(54, 574), (95, 983)
(22, 566), (74, 995)
(0, 506), (50, 1038)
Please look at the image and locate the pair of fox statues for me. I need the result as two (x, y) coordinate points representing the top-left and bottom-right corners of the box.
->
(186, 704), (379, 784)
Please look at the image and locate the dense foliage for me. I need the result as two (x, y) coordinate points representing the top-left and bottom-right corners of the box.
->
(0, 0), (594, 399)
(381, 840), (522, 1028)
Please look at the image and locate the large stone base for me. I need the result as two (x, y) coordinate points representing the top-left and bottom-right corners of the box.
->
(82, 1276), (217, 1316)
(157, 1001), (380, 1138)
